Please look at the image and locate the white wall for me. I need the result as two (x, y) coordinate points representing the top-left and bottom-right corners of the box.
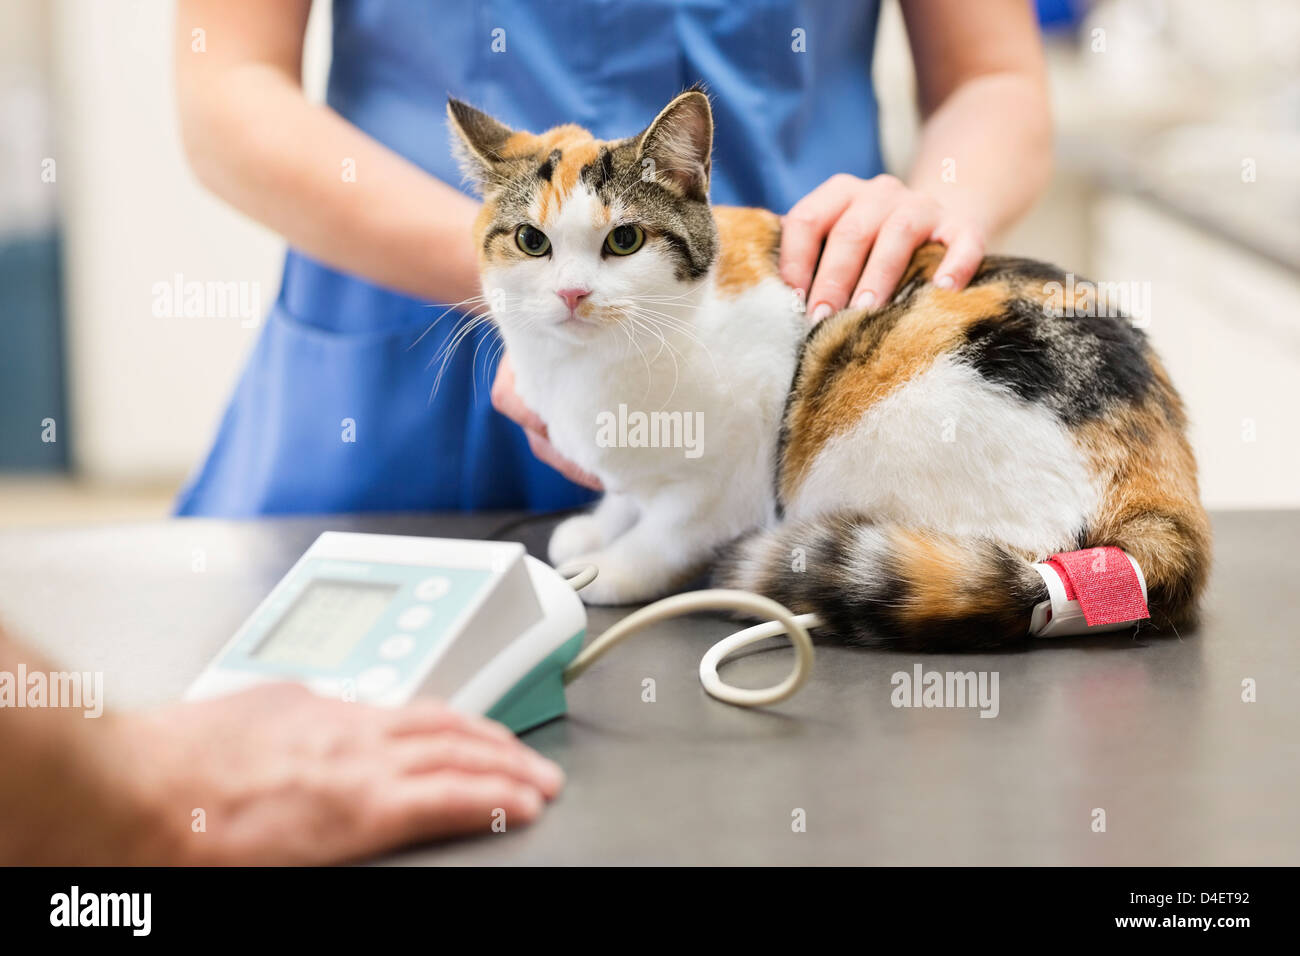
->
(1092, 196), (1300, 509)
(51, 0), (330, 484)
(0, 0), (56, 237)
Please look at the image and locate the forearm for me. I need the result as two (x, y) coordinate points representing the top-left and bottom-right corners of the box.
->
(906, 71), (1053, 238)
(178, 63), (481, 306)
(0, 627), (154, 864)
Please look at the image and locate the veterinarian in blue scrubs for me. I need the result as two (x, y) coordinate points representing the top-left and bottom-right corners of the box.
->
(174, 0), (1050, 515)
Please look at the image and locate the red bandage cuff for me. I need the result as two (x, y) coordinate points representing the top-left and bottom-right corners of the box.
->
(1029, 547), (1150, 637)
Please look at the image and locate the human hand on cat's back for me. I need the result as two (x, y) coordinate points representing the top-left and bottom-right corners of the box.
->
(492, 353), (604, 491)
(780, 174), (987, 324)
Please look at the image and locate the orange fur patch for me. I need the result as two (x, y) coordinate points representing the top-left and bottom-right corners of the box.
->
(890, 530), (1019, 626)
(502, 126), (607, 226)
(898, 242), (946, 287)
(1072, 361), (1210, 623)
(713, 206), (782, 297)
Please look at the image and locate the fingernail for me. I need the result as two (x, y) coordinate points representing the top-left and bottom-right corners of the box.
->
(811, 302), (833, 323)
(532, 756), (566, 791)
(519, 787), (544, 817)
(935, 274), (955, 290)
(851, 291), (877, 311)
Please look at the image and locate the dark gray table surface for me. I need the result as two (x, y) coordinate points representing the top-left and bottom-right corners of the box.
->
(0, 510), (1296, 865)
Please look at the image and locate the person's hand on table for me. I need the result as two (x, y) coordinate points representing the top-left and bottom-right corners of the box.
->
(100, 684), (564, 865)
(492, 352), (604, 491)
(780, 173), (987, 324)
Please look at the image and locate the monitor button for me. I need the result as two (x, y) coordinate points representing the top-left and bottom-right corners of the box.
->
(379, 634), (416, 660)
(397, 606), (434, 631)
(356, 666), (399, 696)
(414, 576), (452, 602)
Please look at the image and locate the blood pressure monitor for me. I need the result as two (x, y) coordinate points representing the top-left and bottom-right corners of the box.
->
(186, 532), (587, 733)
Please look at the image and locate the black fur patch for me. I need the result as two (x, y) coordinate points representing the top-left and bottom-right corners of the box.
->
(962, 310), (1059, 405)
(536, 149), (561, 182)
(580, 148), (615, 191)
(969, 255), (1068, 287)
(482, 223), (513, 252)
(886, 268), (931, 310)
(960, 298), (1155, 424)
(790, 520), (906, 645)
(658, 228), (711, 281)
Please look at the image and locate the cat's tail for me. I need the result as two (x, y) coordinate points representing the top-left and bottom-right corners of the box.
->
(712, 511), (1208, 650)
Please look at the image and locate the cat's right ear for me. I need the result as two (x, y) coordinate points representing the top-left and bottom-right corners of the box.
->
(638, 88), (713, 202)
(446, 97), (515, 191)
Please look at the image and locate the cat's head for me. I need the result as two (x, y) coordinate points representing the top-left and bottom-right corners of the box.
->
(447, 89), (717, 343)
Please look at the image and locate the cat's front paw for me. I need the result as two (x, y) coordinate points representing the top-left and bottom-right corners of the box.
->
(568, 551), (673, 606)
(549, 514), (607, 567)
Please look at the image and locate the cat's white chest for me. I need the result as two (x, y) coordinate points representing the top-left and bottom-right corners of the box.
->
(511, 276), (803, 498)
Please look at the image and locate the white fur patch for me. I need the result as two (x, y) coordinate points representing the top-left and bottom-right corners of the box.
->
(842, 524), (893, 596)
(784, 356), (1097, 555)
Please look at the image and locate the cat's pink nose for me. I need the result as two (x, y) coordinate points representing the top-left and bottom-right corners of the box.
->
(556, 287), (590, 311)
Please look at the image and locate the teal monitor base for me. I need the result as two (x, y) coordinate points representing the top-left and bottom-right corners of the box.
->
(486, 631), (585, 734)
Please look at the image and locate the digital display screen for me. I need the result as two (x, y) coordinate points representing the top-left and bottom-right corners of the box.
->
(253, 579), (398, 670)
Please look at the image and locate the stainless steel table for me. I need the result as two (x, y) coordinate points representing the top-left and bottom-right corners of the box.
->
(1, 510), (1295, 865)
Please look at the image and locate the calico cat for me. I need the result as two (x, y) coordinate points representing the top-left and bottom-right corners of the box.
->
(447, 89), (1210, 650)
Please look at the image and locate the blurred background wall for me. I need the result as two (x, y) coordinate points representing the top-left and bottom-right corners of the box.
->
(1, 0), (1297, 526)
(0, 0), (331, 523)
(1, 0), (63, 476)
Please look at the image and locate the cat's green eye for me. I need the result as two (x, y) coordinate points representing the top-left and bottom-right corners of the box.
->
(516, 224), (551, 257)
(605, 224), (645, 256)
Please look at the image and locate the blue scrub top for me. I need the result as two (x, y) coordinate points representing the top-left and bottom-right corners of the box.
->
(177, 0), (884, 517)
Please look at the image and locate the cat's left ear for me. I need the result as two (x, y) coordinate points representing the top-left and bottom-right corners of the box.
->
(638, 88), (713, 202)
(447, 97), (515, 191)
